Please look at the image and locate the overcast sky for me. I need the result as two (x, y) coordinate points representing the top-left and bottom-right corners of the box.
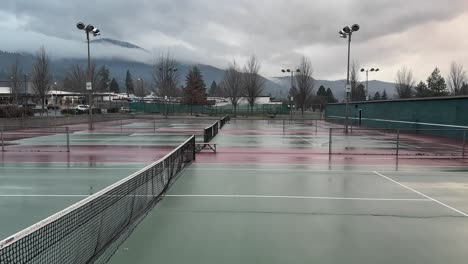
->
(1, 0), (468, 82)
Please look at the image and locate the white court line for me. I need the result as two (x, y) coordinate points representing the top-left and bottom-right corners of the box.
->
(0, 167), (142, 170)
(166, 194), (430, 201)
(0, 194), (429, 201)
(186, 168), (372, 173)
(373, 171), (468, 217)
(192, 163), (468, 168)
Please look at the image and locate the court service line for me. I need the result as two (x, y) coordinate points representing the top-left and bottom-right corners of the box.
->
(0, 167), (142, 170)
(0, 194), (430, 201)
(186, 168), (375, 173)
(373, 171), (468, 217)
(166, 194), (430, 201)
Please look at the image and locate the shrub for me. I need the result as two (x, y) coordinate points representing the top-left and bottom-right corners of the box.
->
(0, 105), (34, 118)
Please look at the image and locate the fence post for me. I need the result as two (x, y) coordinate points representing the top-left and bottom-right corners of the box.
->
(396, 129), (400, 159)
(1, 126), (4, 152)
(329, 128), (332, 156)
(463, 130), (466, 157)
(120, 119), (123, 134)
(66, 127), (70, 152)
(283, 119), (285, 133)
(153, 118), (156, 133)
(315, 119), (318, 133)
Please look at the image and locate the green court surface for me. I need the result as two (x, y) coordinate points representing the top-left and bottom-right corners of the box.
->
(10, 133), (198, 146)
(0, 162), (145, 239)
(109, 163), (468, 264)
(2, 118), (468, 263)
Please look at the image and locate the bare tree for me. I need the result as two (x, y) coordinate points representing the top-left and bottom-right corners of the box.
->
(64, 63), (100, 93)
(294, 56), (315, 115)
(221, 60), (243, 115)
(448, 62), (466, 95)
(31, 47), (52, 114)
(243, 55), (264, 113)
(8, 54), (23, 105)
(395, 66), (415, 99)
(350, 61), (365, 101)
(65, 64), (86, 92)
(152, 53), (179, 98)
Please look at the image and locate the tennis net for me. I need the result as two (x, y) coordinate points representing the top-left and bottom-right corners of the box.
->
(0, 135), (196, 264)
(203, 121), (219, 142)
(219, 115), (230, 128)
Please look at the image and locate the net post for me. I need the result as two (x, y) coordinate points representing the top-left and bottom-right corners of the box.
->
(463, 130), (466, 157)
(396, 129), (400, 159)
(66, 127), (70, 152)
(283, 119), (285, 133)
(120, 119), (123, 134)
(328, 128), (332, 156)
(153, 118), (156, 133)
(1, 126), (4, 152)
(192, 136), (196, 160)
(315, 119), (318, 133)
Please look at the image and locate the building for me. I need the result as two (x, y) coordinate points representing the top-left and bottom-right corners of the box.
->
(0, 87), (12, 104)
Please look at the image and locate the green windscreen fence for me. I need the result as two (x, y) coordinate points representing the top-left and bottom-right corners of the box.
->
(130, 103), (289, 115)
(325, 96), (468, 138)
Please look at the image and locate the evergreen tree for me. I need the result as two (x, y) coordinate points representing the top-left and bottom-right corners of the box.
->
(462, 82), (468, 95)
(414, 81), (431, 97)
(125, 70), (134, 96)
(427, 67), (448, 96)
(316, 85), (327, 97)
(326, 88), (337, 103)
(208, 80), (218, 96)
(381, 89), (388, 100)
(109, 78), (120, 93)
(96, 66), (110, 92)
(373, 92), (381, 100)
(183, 66), (207, 114)
(351, 83), (366, 101)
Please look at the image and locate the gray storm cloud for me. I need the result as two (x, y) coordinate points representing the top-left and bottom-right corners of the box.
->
(1, 0), (467, 81)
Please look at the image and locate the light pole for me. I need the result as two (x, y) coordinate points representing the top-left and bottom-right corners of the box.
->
(360, 68), (379, 100)
(10, 76), (17, 105)
(137, 78), (144, 101)
(77, 22), (100, 130)
(23, 74), (28, 107)
(281, 68), (300, 120)
(339, 24), (360, 134)
(107, 81), (111, 110)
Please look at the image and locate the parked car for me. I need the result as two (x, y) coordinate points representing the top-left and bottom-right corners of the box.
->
(75, 105), (90, 111)
(120, 106), (130, 112)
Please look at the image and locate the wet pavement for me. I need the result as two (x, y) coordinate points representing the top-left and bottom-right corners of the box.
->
(108, 119), (468, 264)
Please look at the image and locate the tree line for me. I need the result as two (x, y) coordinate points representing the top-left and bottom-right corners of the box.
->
(8, 47), (334, 116)
(394, 62), (467, 99)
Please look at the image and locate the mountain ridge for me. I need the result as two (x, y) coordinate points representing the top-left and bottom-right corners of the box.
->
(0, 50), (395, 99)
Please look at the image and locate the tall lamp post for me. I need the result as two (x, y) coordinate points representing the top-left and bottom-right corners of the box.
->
(360, 68), (379, 100)
(339, 24), (360, 134)
(281, 68), (300, 120)
(76, 22), (100, 130)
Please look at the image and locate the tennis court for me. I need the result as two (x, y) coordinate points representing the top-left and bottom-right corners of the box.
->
(2, 117), (468, 263)
(107, 119), (468, 264)
(0, 117), (219, 241)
